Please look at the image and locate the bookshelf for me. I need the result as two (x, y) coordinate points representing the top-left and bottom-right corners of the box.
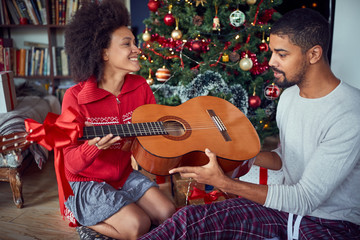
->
(0, 0), (78, 95)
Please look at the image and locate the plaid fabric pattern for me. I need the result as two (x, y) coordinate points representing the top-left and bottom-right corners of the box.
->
(139, 198), (360, 240)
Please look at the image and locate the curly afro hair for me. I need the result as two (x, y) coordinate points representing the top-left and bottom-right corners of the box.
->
(65, 0), (130, 82)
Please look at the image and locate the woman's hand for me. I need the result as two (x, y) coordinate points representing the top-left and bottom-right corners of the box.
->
(85, 122), (121, 150)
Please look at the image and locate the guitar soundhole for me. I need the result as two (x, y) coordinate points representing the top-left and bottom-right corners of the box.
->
(163, 121), (185, 136)
(158, 116), (191, 141)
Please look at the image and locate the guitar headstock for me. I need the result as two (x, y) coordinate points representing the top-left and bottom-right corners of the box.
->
(0, 132), (31, 156)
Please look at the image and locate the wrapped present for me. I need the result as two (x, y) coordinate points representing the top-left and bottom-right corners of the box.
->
(0, 71), (17, 113)
(239, 165), (284, 185)
(188, 187), (227, 205)
(172, 173), (205, 207)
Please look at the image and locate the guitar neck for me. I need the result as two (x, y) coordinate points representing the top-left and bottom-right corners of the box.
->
(78, 121), (168, 140)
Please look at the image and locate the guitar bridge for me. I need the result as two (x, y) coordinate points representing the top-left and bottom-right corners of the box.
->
(207, 110), (232, 142)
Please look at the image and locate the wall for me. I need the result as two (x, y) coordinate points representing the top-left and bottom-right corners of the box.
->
(331, 0), (360, 89)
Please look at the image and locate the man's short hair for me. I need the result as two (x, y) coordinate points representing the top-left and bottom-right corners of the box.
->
(270, 8), (330, 59)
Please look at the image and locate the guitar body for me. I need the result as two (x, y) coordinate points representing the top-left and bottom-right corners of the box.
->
(131, 96), (260, 176)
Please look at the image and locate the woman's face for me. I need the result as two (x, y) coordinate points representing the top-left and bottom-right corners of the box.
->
(103, 26), (140, 75)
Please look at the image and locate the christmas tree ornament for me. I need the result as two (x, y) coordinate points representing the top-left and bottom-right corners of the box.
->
(212, 5), (220, 31)
(156, 66), (171, 82)
(142, 26), (151, 42)
(229, 52), (240, 62)
(164, 13), (175, 26)
(239, 54), (253, 71)
(171, 18), (182, 40)
(222, 53), (229, 62)
(249, 86), (261, 108)
(264, 83), (280, 100)
(259, 42), (269, 52)
(229, 9), (245, 27)
(246, 0), (257, 5)
(146, 69), (154, 85)
(258, 32), (269, 52)
(249, 95), (261, 108)
(164, 4), (175, 26)
(147, 0), (160, 12)
(192, 40), (202, 52)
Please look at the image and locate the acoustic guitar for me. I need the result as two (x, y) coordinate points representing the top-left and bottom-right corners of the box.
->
(0, 96), (260, 177)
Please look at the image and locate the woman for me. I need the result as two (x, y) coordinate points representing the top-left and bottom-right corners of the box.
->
(62, 1), (175, 239)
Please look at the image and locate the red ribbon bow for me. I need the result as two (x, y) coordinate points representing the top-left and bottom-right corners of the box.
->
(24, 107), (84, 150)
(24, 107), (84, 226)
(189, 187), (225, 204)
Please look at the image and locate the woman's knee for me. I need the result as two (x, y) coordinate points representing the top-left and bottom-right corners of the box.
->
(118, 213), (152, 239)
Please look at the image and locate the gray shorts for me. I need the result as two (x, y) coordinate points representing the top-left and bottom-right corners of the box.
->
(65, 170), (158, 226)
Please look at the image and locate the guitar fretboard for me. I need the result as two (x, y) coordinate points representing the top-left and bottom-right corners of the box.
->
(78, 122), (168, 140)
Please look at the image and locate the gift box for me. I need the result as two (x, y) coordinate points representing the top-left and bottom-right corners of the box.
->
(188, 187), (227, 205)
(239, 165), (284, 185)
(172, 173), (205, 207)
(0, 71), (17, 113)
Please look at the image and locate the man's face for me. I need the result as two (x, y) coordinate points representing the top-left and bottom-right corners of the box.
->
(268, 34), (308, 88)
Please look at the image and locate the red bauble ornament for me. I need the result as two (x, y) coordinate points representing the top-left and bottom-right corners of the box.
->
(249, 95), (261, 108)
(155, 66), (171, 82)
(148, 0), (160, 12)
(264, 84), (280, 100)
(164, 13), (175, 26)
(191, 41), (202, 52)
(259, 42), (269, 52)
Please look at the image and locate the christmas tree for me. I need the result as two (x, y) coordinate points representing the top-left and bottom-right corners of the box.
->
(137, 0), (283, 143)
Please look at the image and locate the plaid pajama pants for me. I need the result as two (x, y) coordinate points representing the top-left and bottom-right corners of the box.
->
(139, 198), (360, 240)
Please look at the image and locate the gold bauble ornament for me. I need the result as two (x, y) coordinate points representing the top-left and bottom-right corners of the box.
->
(155, 66), (171, 82)
(246, 0), (257, 5)
(239, 54), (253, 71)
(146, 78), (154, 85)
(171, 28), (182, 40)
(171, 18), (182, 40)
(142, 31), (151, 42)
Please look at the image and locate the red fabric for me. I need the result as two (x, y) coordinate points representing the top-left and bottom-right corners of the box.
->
(61, 74), (156, 190)
(189, 187), (226, 204)
(5, 72), (15, 109)
(259, 167), (268, 185)
(25, 108), (83, 223)
(25, 74), (156, 226)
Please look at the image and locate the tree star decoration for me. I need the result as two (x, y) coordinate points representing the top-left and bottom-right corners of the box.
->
(196, 0), (207, 7)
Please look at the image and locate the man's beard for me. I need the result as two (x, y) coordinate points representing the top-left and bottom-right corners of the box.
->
(272, 61), (307, 89)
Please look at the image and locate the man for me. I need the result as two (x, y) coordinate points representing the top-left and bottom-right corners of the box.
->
(139, 8), (360, 239)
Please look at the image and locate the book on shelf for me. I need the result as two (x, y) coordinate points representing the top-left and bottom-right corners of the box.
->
(29, 0), (42, 24)
(1, 0), (11, 24)
(0, 38), (13, 72)
(13, 0), (32, 23)
(35, 0), (47, 24)
(5, 0), (20, 24)
(23, 0), (39, 24)
(60, 48), (69, 76)
(18, 48), (26, 76)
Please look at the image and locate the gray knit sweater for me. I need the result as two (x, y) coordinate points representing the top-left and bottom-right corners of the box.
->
(265, 81), (360, 225)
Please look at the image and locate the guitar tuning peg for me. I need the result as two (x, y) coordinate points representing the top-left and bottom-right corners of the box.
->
(1, 146), (6, 151)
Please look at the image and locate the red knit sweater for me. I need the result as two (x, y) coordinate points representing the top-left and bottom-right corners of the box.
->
(61, 74), (156, 189)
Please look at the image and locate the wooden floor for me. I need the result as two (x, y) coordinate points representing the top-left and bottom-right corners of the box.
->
(0, 136), (278, 240)
(0, 153), (79, 240)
